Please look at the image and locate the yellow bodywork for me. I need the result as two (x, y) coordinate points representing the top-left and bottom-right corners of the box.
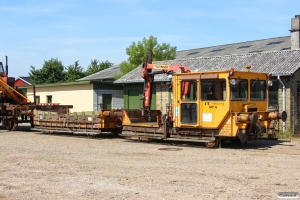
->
(121, 69), (286, 145)
(170, 70), (284, 139)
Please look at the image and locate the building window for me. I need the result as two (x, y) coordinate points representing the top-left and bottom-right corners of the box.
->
(266, 41), (283, 45)
(211, 48), (224, 52)
(236, 45), (252, 49)
(187, 52), (199, 56)
(46, 95), (52, 103)
(268, 80), (278, 110)
(35, 96), (40, 105)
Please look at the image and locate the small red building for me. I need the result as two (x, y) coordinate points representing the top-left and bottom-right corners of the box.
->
(14, 77), (32, 87)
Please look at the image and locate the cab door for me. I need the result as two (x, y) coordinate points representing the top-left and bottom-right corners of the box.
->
(199, 75), (229, 129)
(173, 74), (200, 127)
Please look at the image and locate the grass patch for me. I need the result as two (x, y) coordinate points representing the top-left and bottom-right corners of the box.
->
(275, 130), (300, 141)
(276, 130), (294, 139)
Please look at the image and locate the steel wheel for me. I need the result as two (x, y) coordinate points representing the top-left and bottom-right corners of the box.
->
(5, 118), (18, 131)
(205, 139), (219, 148)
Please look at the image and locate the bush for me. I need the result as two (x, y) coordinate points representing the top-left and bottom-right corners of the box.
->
(276, 130), (294, 139)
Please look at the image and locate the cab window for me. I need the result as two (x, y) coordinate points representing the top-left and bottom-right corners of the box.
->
(201, 79), (226, 101)
(250, 80), (266, 100)
(181, 80), (197, 101)
(230, 79), (248, 100)
(181, 103), (197, 124)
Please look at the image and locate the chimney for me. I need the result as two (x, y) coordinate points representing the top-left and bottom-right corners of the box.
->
(290, 15), (300, 50)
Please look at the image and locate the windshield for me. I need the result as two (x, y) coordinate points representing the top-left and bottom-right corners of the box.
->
(201, 79), (226, 100)
(250, 80), (266, 100)
(0, 62), (4, 73)
(230, 79), (248, 100)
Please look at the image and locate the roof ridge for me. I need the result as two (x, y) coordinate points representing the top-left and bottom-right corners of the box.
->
(176, 36), (290, 53)
(167, 49), (299, 62)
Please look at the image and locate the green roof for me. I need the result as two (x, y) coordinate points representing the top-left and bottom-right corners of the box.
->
(19, 80), (91, 89)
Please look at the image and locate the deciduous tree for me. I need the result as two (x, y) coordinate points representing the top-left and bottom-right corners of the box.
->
(85, 59), (113, 76)
(65, 61), (85, 82)
(29, 58), (65, 84)
(116, 36), (176, 79)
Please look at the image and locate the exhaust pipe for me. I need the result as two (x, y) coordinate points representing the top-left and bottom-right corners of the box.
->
(5, 56), (8, 76)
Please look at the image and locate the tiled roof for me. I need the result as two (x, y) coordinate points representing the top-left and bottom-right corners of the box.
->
(77, 65), (120, 81)
(17, 76), (32, 85)
(176, 36), (291, 59)
(114, 50), (300, 84)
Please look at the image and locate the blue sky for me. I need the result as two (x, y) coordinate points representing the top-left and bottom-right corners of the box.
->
(1, 0), (299, 77)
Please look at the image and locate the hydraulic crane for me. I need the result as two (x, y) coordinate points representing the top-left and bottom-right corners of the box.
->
(0, 56), (35, 130)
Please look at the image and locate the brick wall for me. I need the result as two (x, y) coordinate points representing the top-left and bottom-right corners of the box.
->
(288, 68), (300, 134)
(274, 68), (300, 133)
(155, 83), (170, 114)
(277, 76), (291, 132)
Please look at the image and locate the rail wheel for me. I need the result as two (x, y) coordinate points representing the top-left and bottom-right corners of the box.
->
(30, 116), (34, 128)
(4, 118), (18, 131)
(205, 139), (219, 148)
(267, 128), (276, 139)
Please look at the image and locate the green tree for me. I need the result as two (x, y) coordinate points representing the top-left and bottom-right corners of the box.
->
(116, 36), (177, 79)
(85, 59), (113, 76)
(126, 35), (177, 66)
(65, 61), (85, 82)
(29, 58), (65, 84)
(28, 65), (44, 85)
(114, 61), (136, 80)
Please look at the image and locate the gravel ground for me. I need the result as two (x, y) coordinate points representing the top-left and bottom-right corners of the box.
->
(0, 124), (300, 200)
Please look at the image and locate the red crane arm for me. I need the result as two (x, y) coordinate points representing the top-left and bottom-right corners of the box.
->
(141, 62), (190, 110)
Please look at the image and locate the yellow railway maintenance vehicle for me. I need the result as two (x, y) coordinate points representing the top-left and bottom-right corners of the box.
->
(29, 50), (287, 148)
(120, 51), (287, 147)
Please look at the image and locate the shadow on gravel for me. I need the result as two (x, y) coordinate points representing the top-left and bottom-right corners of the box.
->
(219, 138), (297, 151)
(121, 138), (210, 149)
(121, 137), (294, 150)
(31, 131), (119, 140)
(0, 123), (32, 132)
(4, 123), (120, 140)
(4, 124), (294, 150)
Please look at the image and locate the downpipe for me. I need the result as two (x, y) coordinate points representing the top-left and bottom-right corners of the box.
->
(277, 76), (286, 131)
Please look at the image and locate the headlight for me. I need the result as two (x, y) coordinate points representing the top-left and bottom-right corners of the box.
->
(230, 79), (237, 85)
(268, 80), (273, 86)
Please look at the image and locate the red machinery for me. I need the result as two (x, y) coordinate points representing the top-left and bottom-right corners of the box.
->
(141, 50), (190, 111)
(0, 56), (35, 130)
